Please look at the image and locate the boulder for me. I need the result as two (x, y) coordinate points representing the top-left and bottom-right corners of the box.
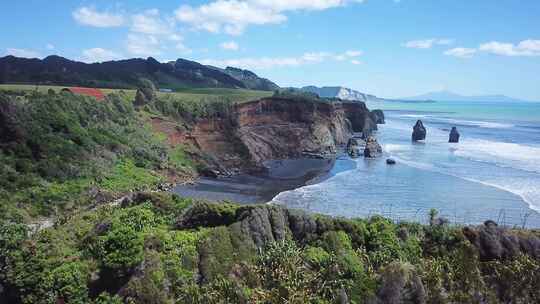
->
(449, 127), (460, 143)
(386, 158), (396, 165)
(371, 109), (385, 124)
(364, 136), (382, 158)
(412, 120), (426, 142)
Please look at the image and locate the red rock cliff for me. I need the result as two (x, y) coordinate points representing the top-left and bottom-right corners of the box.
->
(153, 97), (377, 175)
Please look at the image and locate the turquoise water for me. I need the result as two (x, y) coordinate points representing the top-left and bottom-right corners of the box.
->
(371, 100), (540, 123)
(272, 100), (540, 228)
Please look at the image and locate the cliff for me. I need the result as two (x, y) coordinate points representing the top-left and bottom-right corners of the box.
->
(152, 97), (378, 176)
(301, 85), (383, 102)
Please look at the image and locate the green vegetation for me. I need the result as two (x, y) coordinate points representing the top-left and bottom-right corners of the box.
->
(0, 84), (272, 105)
(1, 196), (538, 303)
(0, 89), (193, 220)
(1, 82), (539, 304)
(0, 81), (274, 221)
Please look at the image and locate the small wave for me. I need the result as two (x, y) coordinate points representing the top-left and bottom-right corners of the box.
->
(383, 143), (410, 154)
(388, 154), (540, 213)
(455, 139), (540, 174)
(398, 114), (430, 119)
(432, 117), (514, 129)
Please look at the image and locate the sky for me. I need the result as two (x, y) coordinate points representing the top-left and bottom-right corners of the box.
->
(1, 0), (540, 100)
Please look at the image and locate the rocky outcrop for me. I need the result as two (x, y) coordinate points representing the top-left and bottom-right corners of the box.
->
(342, 102), (377, 138)
(449, 127), (460, 143)
(346, 138), (362, 158)
(371, 109), (385, 124)
(463, 220), (540, 261)
(386, 158), (396, 165)
(364, 136), (382, 158)
(155, 98), (377, 175)
(412, 120), (426, 142)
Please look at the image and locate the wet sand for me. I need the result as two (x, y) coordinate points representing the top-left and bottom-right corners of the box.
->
(173, 157), (341, 204)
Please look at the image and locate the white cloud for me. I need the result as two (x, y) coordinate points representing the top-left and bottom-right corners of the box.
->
(444, 47), (477, 58)
(403, 38), (454, 49)
(175, 0), (364, 35)
(175, 1), (286, 35)
(221, 41), (240, 50)
(479, 40), (540, 56)
(5, 48), (41, 58)
(350, 59), (362, 65)
(200, 50), (359, 69)
(131, 9), (175, 35)
(251, 0), (356, 11)
(345, 50), (362, 57)
(73, 7), (125, 28)
(46, 44), (55, 50)
(126, 34), (161, 56)
(81, 48), (122, 63)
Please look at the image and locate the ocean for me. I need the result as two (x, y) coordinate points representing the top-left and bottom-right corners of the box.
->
(272, 100), (540, 228)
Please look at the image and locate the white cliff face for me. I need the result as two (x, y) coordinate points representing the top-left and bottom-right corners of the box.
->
(336, 87), (367, 101)
(301, 86), (381, 102)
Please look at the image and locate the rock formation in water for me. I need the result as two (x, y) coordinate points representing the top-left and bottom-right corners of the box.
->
(371, 109), (385, 124)
(346, 138), (362, 158)
(386, 158), (396, 165)
(412, 120), (427, 141)
(364, 136), (382, 158)
(449, 126), (460, 143)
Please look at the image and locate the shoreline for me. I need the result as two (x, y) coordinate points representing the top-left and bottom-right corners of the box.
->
(172, 156), (340, 204)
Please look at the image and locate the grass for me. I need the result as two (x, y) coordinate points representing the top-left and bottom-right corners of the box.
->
(0, 84), (272, 104)
(99, 159), (164, 193)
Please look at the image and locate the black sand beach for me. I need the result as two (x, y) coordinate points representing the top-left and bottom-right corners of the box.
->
(173, 157), (338, 203)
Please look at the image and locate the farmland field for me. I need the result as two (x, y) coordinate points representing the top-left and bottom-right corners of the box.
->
(0, 84), (273, 104)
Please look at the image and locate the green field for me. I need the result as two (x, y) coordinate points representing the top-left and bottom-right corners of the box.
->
(0, 84), (273, 104)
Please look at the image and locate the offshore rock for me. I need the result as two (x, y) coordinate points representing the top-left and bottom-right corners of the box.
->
(347, 138), (362, 158)
(386, 158), (396, 165)
(364, 136), (382, 158)
(412, 120), (427, 142)
(449, 126), (460, 143)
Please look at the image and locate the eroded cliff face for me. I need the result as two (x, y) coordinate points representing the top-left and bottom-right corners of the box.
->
(153, 97), (377, 175)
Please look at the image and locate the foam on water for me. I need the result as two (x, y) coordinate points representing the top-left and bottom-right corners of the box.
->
(431, 118), (515, 129)
(454, 139), (540, 173)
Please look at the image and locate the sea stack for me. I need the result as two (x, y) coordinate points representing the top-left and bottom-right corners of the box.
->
(364, 136), (382, 158)
(347, 138), (361, 158)
(449, 127), (460, 143)
(412, 120), (427, 141)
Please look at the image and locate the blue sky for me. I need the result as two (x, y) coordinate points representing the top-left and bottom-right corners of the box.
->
(1, 0), (540, 100)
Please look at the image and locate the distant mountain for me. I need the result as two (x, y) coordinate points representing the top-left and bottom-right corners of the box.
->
(401, 90), (533, 103)
(220, 67), (279, 91)
(0, 55), (278, 91)
(300, 86), (382, 102)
